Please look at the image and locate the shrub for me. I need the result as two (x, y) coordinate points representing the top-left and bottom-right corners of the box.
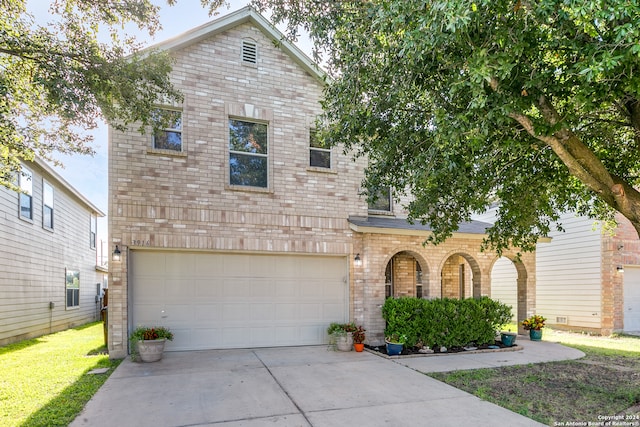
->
(382, 297), (513, 349)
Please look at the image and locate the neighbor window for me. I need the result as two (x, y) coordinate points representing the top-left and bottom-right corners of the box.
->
(368, 187), (392, 212)
(309, 129), (331, 168)
(152, 108), (182, 151)
(65, 269), (80, 308)
(19, 167), (33, 220)
(90, 214), (97, 249)
(43, 180), (54, 229)
(229, 119), (268, 188)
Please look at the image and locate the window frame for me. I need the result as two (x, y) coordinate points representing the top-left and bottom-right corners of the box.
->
(18, 167), (33, 221)
(90, 214), (97, 249)
(368, 187), (393, 213)
(42, 180), (54, 230)
(151, 108), (183, 152)
(65, 268), (80, 309)
(228, 118), (269, 189)
(309, 129), (332, 169)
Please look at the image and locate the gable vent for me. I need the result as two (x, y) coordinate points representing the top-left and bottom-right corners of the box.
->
(242, 41), (257, 64)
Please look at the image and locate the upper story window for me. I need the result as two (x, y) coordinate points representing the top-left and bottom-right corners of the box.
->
(152, 108), (182, 152)
(368, 187), (392, 212)
(90, 214), (97, 249)
(19, 167), (33, 220)
(43, 180), (54, 230)
(242, 39), (257, 65)
(309, 129), (331, 169)
(229, 119), (268, 188)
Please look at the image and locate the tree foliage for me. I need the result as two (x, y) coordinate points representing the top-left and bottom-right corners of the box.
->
(0, 0), (215, 189)
(239, 0), (640, 251)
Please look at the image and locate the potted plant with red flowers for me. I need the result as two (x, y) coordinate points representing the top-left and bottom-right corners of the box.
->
(129, 326), (174, 362)
(352, 326), (366, 352)
(522, 315), (546, 341)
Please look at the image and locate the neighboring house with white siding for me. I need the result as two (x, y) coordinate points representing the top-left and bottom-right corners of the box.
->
(0, 157), (106, 346)
(483, 209), (640, 335)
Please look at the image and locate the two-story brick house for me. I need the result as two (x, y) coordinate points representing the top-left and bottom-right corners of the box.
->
(0, 157), (106, 346)
(107, 7), (537, 358)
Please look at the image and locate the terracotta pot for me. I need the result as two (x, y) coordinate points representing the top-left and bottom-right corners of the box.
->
(353, 343), (364, 352)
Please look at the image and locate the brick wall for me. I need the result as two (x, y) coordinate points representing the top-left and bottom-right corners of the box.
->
(108, 21), (367, 357)
(351, 232), (536, 345)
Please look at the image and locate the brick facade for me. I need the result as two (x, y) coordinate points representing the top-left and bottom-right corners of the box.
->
(108, 8), (537, 356)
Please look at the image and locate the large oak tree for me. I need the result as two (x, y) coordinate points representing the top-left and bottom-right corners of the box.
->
(238, 0), (640, 252)
(0, 0), (216, 190)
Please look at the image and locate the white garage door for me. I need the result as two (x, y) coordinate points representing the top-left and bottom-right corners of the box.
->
(130, 251), (348, 351)
(624, 266), (640, 333)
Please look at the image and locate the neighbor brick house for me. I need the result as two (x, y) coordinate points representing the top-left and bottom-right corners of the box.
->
(0, 157), (106, 346)
(107, 7), (536, 358)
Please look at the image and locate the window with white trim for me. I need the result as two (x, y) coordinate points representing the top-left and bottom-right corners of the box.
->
(90, 214), (97, 249)
(43, 180), (54, 230)
(19, 167), (33, 220)
(65, 269), (80, 308)
(229, 119), (268, 188)
(309, 129), (331, 168)
(152, 108), (182, 151)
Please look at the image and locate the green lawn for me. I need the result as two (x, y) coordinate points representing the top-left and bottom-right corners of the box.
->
(0, 322), (121, 427)
(429, 328), (640, 425)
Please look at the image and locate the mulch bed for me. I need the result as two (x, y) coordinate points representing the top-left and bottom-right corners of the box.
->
(366, 341), (520, 357)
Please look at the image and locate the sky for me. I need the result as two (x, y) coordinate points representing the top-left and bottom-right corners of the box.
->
(27, 1), (313, 250)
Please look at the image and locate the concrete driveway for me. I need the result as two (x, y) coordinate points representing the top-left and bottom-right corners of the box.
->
(71, 342), (579, 426)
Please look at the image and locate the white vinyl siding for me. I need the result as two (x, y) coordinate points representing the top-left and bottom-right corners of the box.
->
(536, 214), (602, 329)
(0, 162), (103, 345)
(490, 257), (518, 321)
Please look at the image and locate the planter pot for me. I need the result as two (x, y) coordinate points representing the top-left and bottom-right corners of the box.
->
(500, 332), (517, 347)
(529, 329), (543, 341)
(137, 338), (167, 362)
(335, 332), (353, 351)
(385, 341), (403, 356)
(353, 343), (364, 352)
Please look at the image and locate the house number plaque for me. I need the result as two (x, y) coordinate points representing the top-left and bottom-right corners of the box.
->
(131, 240), (151, 246)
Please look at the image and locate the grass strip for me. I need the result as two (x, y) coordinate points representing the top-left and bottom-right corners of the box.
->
(0, 322), (121, 427)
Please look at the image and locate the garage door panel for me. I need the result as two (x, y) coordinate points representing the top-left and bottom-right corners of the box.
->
(251, 304), (275, 321)
(324, 303), (345, 319)
(223, 280), (253, 298)
(132, 251), (348, 350)
(195, 305), (222, 321)
(166, 279), (194, 298)
(194, 254), (224, 276)
(165, 254), (195, 277)
(275, 303), (298, 321)
(195, 279), (222, 297)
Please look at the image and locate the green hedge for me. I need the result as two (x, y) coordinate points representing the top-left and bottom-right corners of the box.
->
(382, 297), (512, 348)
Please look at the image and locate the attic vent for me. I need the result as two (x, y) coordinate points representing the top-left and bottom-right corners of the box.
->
(556, 316), (568, 324)
(242, 40), (257, 64)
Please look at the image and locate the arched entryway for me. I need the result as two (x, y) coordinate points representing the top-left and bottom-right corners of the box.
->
(490, 257), (518, 322)
(489, 255), (530, 332)
(440, 252), (482, 299)
(384, 251), (430, 299)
